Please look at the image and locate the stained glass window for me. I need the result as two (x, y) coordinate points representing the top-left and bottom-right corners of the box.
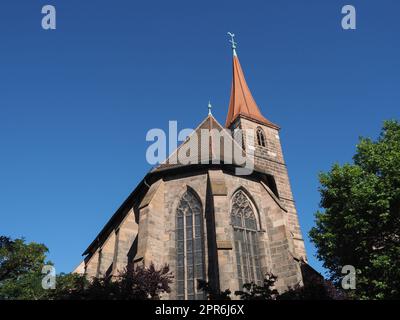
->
(231, 190), (262, 288)
(176, 190), (205, 300)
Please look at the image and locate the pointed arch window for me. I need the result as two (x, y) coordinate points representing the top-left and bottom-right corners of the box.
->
(176, 190), (205, 300)
(256, 127), (266, 147)
(231, 190), (262, 288)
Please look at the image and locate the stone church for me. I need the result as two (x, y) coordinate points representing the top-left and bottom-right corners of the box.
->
(74, 38), (308, 299)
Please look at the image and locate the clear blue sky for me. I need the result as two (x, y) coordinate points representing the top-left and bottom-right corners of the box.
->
(0, 0), (399, 276)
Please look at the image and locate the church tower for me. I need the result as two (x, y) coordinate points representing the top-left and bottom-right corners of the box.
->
(225, 35), (307, 261)
(75, 35), (308, 299)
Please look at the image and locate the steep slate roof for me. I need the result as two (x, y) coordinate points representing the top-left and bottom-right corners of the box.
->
(225, 52), (279, 129)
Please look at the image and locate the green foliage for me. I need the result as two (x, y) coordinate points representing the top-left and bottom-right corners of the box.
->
(309, 120), (400, 299)
(235, 273), (279, 300)
(197, 279), (231, 300)
(0, 236), (48, 282)
(278, 271), (346, 300)
(43, 273), (88, 300)
(0, 270), (46, 300)
(48, 263), (173, 300)
(0, 236), (173, 300)
(200, 271), (345, 301)
(0, 236), (50, 300)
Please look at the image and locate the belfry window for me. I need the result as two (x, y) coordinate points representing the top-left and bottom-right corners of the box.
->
(176, 190), (205, 300)
(231, 190), (262, 288)
(256, 127), (266, 147)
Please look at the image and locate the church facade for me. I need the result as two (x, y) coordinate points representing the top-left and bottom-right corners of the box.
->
(75, 39), (307, 299)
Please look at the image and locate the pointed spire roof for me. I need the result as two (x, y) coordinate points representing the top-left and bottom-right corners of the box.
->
(225, 38), (279, 129)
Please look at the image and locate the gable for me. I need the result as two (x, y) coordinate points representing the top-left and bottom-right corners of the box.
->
(152, 115), (249, 173)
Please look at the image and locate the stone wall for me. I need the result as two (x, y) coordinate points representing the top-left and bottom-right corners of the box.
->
(83, 207), (138, 279)
(113, 208), (138, 274)
(132, 169), (304, 297)
(82, 126), (306, 296)
(231, 117), (307, 261)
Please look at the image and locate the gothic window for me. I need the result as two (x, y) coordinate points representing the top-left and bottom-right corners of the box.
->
(176, 190), (205, 300)
(231, 190), (262, 288)
(256, 127), (266, 147)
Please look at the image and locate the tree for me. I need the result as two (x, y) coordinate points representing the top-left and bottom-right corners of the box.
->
(1, 235), (173, 300)
(278, 264), (346, 300)
(235, 273), (279, 300)
(137, 263), (174, 299)
(0, 236), (50, 300)
(44, 273), (87, 300)
(309, 120), (400, 299)
(47, 263), (173, 300)
(116, 262), (173, 300)
(199, 270), (345, 301)
(0, 236), (48, 282)
(197, 279), (231, 300)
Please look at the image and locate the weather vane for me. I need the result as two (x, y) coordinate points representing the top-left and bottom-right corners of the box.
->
(227, 32), (237, 50)
(208, 101), (212, 115)
(227, 32), (237, 56)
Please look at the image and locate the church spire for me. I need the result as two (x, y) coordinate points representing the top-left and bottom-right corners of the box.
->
(225, 33), (278, 129)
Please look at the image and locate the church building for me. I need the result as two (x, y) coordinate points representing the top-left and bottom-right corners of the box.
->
(75, 35), (308, 300)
